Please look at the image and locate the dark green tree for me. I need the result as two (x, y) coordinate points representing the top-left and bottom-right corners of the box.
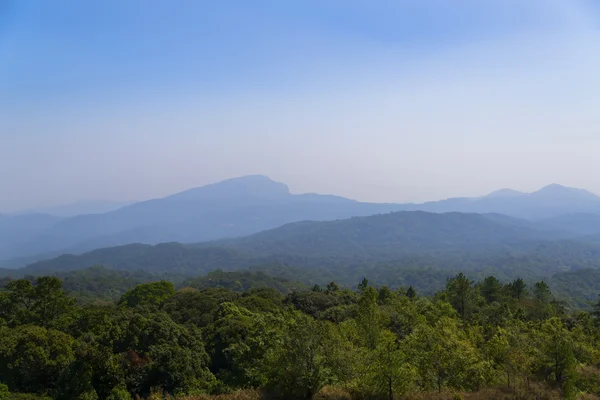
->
(507, 278), (527, 301)
(479, 276), (503, 304)
(446, 273), (475, 319)
(118, 281), (175, 308)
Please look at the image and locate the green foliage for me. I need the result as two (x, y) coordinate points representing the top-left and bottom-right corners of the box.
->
(105, 386), (132, 400)
(0, 325), (75, 394)
(118, 281), (175, 308)
(0, 383), (8, 400)
(262, 312), (336, 399)
(0, 277), (75, 328)
(3, 271), (600, 399)
(184, 270), (306, 293)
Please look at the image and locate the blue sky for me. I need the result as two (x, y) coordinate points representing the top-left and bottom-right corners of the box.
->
(1, 0), (600, 211)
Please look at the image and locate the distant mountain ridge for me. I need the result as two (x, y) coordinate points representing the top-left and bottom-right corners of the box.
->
(9, 210), (600, 280)
(400, 184), (600, 219)
(0, 176), (406, 263)
(2, 176), (600, 264)
(13, 200), (133, 217)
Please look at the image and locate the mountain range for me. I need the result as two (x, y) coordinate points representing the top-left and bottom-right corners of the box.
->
(12, 200), (134, 217)
(2, 175), (600, 265)
(8, 209), (600, 305)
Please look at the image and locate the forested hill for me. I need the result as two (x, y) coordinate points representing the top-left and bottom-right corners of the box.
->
(210, 211), (560, 257)
(8, 211), (600, 301)
(5, 176), (600, 263)
(5, 211), (562, 277)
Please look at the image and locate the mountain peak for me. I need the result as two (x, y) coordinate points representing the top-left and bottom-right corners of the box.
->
(168, 175), (290, 201)
(484, 188), (525, 199)
(531, 184), (600, 200)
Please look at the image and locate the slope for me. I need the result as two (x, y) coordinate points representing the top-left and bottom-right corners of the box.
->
(14, 211), (600, 281)
(5, 175), (408, 261)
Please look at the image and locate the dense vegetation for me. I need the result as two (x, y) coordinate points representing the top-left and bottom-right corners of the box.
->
(3, 271), (600, 399)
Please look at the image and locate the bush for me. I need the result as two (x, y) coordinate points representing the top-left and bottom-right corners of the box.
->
(313, 386), (352, 400)
(106, 387), (132, 400)
(0, 384), (8, 400)
(176, 389), (262, 400)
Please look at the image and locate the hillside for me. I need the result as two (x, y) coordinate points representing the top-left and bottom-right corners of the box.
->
(402, 184), (600, 219)
(4, 177), (600, 264)
(10, 211), (600, 290)
(0, 175), (407, 262)
(212, 211), (557, 258)
(14, 200), (133, 217)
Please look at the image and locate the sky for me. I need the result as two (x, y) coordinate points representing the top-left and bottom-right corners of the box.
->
(1, 0), (600, 212)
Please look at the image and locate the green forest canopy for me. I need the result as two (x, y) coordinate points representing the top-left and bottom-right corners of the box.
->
(3, 271), (600, 399)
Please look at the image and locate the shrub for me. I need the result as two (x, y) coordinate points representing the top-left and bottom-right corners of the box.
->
(313, 386), (352, 400)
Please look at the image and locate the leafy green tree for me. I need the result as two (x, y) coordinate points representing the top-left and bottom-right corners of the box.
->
(263, 312), (335, 399)
(325, 281), (340, 294)
(356, 286), (382, 349)
(406, 286), (417, 299)
(485, 322), (534, 389)
(108, 309), (215, 396)
(359, 330), (416, 400)
(358, 278), (369, 293)
(533, 281), (552, 304)
(205, 302), (283, 389)
(479, 276), (503, 304)
(446, 273), (475, 319)
(118, 281), (175, 308)
(106, 386), (132, 400)
(377, 286), (394, 305)
(55, 358), (98, 400)
(507, 278), (527, 301)
(0, 325), (75, 394)
(404, 316), (487, 392)
(538, 317), (575, 388)
(0, 277), (76, 328)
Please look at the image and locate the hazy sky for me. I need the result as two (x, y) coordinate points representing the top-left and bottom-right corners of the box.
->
(1, 0), (600, 212)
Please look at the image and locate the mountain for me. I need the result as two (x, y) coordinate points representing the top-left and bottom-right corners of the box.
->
(538, 213), (600, 237)
(15, 200), (133, 217)
(0, 213), (64, 263)
(12, 210), (600, 281)
(0, 175), (408, 262)
(211, 211), (554, 258)
(401, 184), (600, 219)
(483, 188), (526, 199)
(4, 177), (600, 263)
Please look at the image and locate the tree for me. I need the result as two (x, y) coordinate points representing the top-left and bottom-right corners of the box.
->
(358, 278), (369, 293)
(533, 281), (552, 305)
(204, 302), (282, 389)
(479, 276), (503, 304)
(0, 325), (75, 394)
(533, 281), (553, 319)
(377, 286), (394, 305)
(538, 317), (575, 388)
(325, 281), (340, 294)
(118, 281), (175, 308)
(485, 322), (534, 389)
(359, 330), (416, 400)
(406, 286), (417, 299)
(263, 313), (335, 399)
(404, 316), (488, 393)
(0, 277), (76, 328)
(109, 309), (216, 396)
(446, 273), (475, 319)
(507, 278), (527, 301)
(357, 286), (382, 349)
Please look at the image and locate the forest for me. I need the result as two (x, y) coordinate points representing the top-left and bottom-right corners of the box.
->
(2, 271), (600, 400)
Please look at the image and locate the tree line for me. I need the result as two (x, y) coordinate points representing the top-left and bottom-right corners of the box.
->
(2, 272), (600, 399)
